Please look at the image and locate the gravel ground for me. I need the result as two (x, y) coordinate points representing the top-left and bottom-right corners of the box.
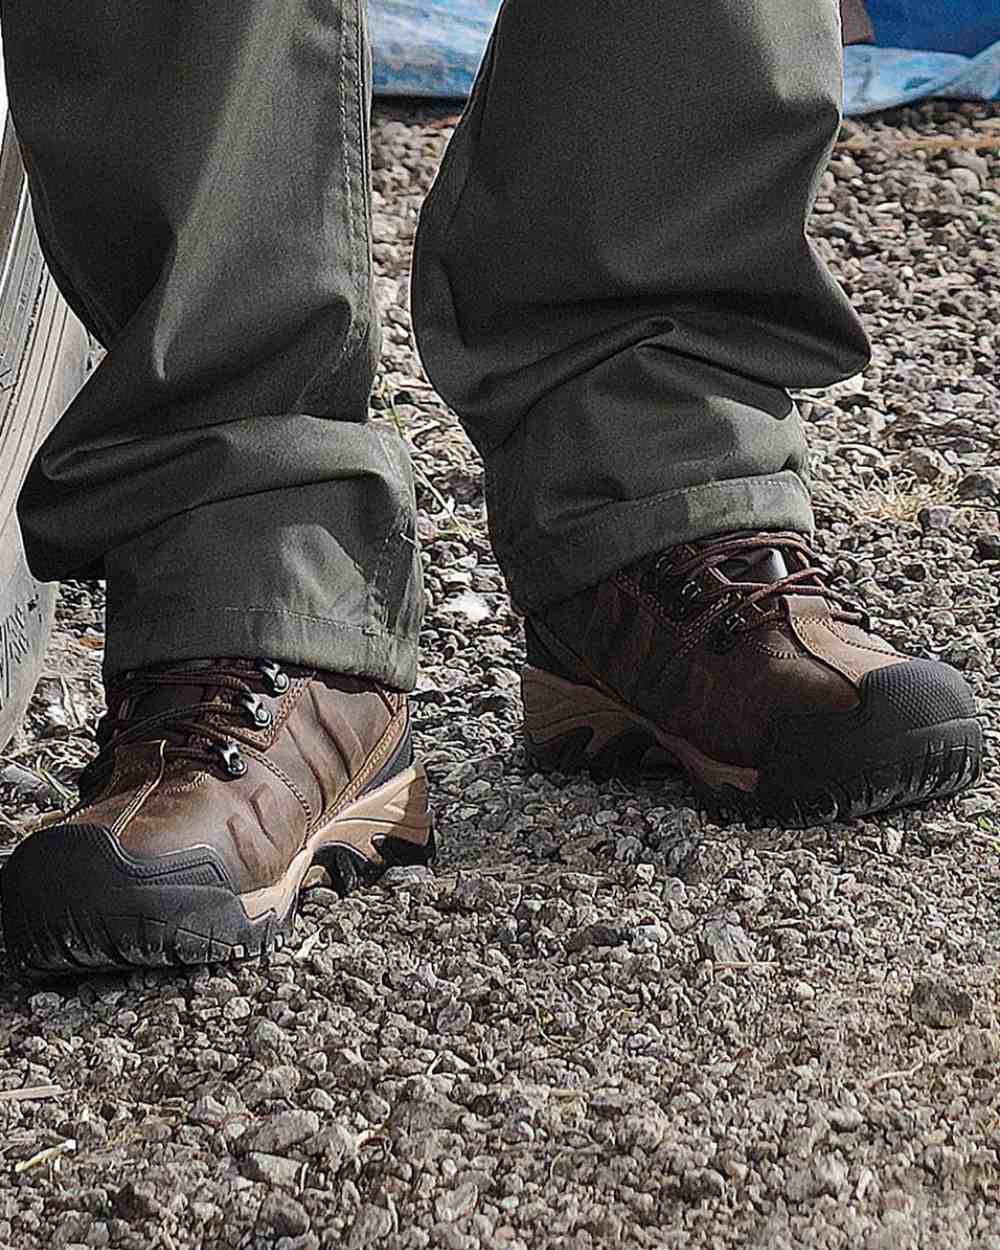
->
(0, 99), (998, 1250)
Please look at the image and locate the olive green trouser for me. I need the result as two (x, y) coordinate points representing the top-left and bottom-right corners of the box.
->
(3, 0), (869, 687)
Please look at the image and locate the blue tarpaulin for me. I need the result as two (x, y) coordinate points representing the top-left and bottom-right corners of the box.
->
(369, 1), (1000, 114)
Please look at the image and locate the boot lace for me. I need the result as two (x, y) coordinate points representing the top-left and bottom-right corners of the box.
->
(78, 659), (290, 799)
(639, 531), (869, 645)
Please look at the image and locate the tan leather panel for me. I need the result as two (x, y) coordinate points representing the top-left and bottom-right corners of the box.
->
(786, 594), (902, 686)
(65, 663), (409, 894)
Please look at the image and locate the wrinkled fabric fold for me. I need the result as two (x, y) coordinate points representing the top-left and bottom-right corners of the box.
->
(8, 0), (867, 677)
(5, 0), (422, 684)
(412, 0), (870, 610)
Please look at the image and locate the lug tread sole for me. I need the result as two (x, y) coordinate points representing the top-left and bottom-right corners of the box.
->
(523, 669), (982, 829)
(527, 719), (980, 828)
(2, 766), (435, 978)
(3, 833), (434, 979)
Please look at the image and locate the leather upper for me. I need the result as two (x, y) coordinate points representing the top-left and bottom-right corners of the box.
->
(61, 661), (407, 893)
(529, 534), (906, 769)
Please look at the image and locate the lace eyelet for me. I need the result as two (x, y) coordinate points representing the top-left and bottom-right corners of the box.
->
(708, 608), (742, 654)
(670, 579), (704, 620)
(639, 552), (674, 594)
(258, 661), (290, 695)
(240, 693), (273, 728)
(217, 741), (248, 778)
(708, 626), (736, 654)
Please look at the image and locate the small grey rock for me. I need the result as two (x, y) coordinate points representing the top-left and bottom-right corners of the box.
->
(813, 1154), (849, 1196)
(949, 148), (990, 180)
(190, 1094), (228, 1128)
(436, 999), (473, 1035)
(903, 447), (949, 483)
(589, 1090), (631, 1119)
(29, 991), (64, 1014)
(917, 505), (958, 533)
(784, 1163), (820, 1204)
(958, 469), (1000, 501)
(910, 975), (974, 1028)
(237, 1109), (320, 1156)
(828, 1106), (864, 1133)
(248, 1018), (291, 1060)
(614, 835), (644, 863)
(944, 167), (981, 196)
(451, 873), (506, 913)
(440, 590), (491, 623)
(347, 1204), (394, 1249)
(435, 1181), (479, 1223)
(566, 922), (629, 952)
(0, 763), (62, 803)
(632, 923), (669, 951)
(680, 1168), (726, 1201)
(302, 1123), (359, 1165)
(381, 865), (435, 889)
(974, 531), (1000, 562)
(113, 1181), (162, 1221)
(959, 1028), (1000, 1067)
(258, 1194), (310, 1238)
(240, 1152), (303, 1188)
(697, 918), (755, 964)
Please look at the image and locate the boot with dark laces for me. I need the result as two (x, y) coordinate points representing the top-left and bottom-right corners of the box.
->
(2, 658), (432, 976)
(523, 531), (982, 826)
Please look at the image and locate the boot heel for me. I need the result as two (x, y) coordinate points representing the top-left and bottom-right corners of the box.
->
(521, 666), (658, 778)
(323, 762), (433, 858)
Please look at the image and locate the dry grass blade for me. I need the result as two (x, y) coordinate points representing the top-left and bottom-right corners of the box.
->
(13, 1139), (76, 1174)
(813, 471), (959, 524)
(0, 1085), (62, 1105)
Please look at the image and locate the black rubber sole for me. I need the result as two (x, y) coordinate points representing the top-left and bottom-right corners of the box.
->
(1, 825), (436, 979)
(527, 720), (983, 829)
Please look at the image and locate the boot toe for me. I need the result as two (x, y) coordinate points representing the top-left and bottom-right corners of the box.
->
(860, 658), (978, 736)
(1, 822), (257, 976)
(760, 658), (982, 823)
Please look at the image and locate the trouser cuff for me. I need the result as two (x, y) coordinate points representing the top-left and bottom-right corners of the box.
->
(104, 602), (419, 691)
(100, 426), (423, 689)
(496, 470), (814, 612)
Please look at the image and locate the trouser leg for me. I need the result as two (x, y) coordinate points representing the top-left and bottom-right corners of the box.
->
(3, 0), (421, 685)
(411, 0), (871, 611)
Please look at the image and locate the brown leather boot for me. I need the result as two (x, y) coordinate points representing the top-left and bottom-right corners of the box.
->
(523, 532), (982, 826)
(2, 659), (432, 975)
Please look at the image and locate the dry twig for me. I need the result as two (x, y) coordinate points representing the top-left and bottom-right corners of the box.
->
(13, 1139), (76, 1174)
(0, 1085), (62, 1105)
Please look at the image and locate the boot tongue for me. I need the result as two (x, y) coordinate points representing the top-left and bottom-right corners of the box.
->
(125, 659), (237, 723)
(716, 546), (790, 585)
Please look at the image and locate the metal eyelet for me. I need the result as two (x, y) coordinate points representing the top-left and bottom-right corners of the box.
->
(680, 581), (701, 604)
(666, 579), (703, 621)
(239, 693), (273, 728)
(217, 741), (248, 778)
(639, 553), (673, 594)
(708, 626), (734, 654)
(258, 661), (290, 695)
(708, 610), (741, 654)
